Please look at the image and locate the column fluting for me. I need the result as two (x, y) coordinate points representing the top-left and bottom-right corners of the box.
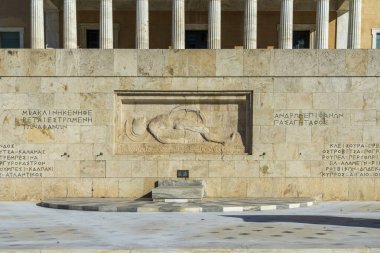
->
(208, 0), (221, 49)
(100, 0), (113, 49)
(31, 0), (44, 49)
(348, 0), (362, 49)
(136, 0), (149, 49)
(172, 0), (185, 49)
(279, 0), (293, 49)
(316, 0), (329, 49)
(64, 0), (78, 49)
(244, 0), (257, 49)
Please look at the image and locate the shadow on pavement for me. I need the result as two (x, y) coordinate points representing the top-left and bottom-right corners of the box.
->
(222, 215), (380, 229)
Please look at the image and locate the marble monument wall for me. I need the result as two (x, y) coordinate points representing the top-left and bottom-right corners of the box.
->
(0, 49), (379, 200)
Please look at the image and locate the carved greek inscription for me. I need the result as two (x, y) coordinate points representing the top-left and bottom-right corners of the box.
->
(274, 111), (344, 126)
(321, 143), (380, 177)
(0, 144), (53, 178)
(16, 110), (93, 130)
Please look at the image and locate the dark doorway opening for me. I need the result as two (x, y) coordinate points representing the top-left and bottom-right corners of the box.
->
(293, 30), (310, 49)
(185, 30), (208, 49)
(0, 32), (20, 48)
(86, 29), (99, 48)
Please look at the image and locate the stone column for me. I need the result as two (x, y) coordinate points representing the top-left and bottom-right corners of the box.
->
(348, 0), (362, 49)
(172, 0), (185, 49)
(208, 0), (221, 49)
(279, 0), (293, 49)
(244, 0), (257, 49)
(316, 0), (329, 49)
(64, 0), (77, 49)
(100, 0), (113, 49)
(136, 0), (149, 49)
(31, 0), (44, 49)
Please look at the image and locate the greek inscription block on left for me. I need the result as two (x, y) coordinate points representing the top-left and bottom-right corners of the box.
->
(15, 109), (93, 130)
(0, 144), (54, 178)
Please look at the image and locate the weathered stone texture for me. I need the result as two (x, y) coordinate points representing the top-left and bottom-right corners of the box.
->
(0, 49), (379, 201)
(216, 49), (244, 76)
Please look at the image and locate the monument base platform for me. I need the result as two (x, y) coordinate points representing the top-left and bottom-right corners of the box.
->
(38, 197), (316, 212)
(152, 179), (206, 201)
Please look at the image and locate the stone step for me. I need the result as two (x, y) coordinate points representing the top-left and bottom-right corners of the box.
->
(157, 179), (204, 187)
(152, 186), (204, 200)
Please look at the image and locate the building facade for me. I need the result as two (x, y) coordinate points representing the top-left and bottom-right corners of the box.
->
(1, 0), (380, 50)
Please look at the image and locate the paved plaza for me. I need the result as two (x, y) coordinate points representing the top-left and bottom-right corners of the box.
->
(0, 201), (379, 252)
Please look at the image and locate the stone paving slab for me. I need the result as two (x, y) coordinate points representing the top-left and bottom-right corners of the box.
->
(0, 201), (379, 252)
(38, 198), (315, 212)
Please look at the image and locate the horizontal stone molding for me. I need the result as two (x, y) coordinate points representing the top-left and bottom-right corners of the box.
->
(0, 49), (379, 77)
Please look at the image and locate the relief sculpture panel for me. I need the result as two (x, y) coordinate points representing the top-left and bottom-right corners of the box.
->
(115, 91), (253, 155)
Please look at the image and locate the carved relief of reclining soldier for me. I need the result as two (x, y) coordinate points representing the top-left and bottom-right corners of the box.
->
(124, 106), (239, 145)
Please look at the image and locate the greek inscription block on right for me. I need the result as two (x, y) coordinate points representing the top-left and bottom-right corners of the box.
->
(321, 143), (380, 178)
(114, 91), (253, 155)
(274, 110), (345, 126)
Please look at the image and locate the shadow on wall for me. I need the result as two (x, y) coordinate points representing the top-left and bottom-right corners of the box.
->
(222, 215), (380, 229)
